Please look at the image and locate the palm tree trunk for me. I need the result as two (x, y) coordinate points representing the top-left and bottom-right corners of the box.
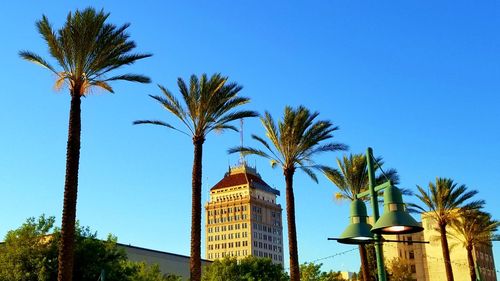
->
(359, 244), (371, 281)
(439, 223), (455, 281)
(58, 93), (82, 281)
(466, 244), (477, 281)
(190, 136), (204, 281)
(284, 168), (300, 281)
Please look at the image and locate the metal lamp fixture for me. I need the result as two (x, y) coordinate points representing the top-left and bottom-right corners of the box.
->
(333, 147), (425, 281)
(371, 185), (423, 235)
(338, 199), (374, 244)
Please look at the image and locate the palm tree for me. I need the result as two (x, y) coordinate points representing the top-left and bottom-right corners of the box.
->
(19, 8), (151, 281)
(324, 154), (399, 281)
(409, 178), (484, 281)
(449, 209), (498, 281)
(134, 73), (257, 281)
(229, 106), (347, 281)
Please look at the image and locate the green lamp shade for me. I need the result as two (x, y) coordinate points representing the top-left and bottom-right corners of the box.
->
(371, 185), (423, 235)
(338, 200), (374, 244)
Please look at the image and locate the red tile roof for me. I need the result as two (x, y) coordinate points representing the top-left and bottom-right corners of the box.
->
(210, 171), (279, 195)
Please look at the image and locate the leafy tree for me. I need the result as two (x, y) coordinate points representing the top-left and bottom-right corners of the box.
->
(19, 8), (151, 281)
(229, 106), (347, 281)
(386, 258), (412, 281)
(201, 256), (288, 281)
(409, 178), (484, 281)
(299, 262), (346, 281)
(324, 153), (399, 281)
(300, 262), (323, 281)
(135, 73), (257, 281)
(449, 210), (499, 281)
(0, 215), (178, 281)
(0, 215), (58, 281)
(123, 261), (182, 281)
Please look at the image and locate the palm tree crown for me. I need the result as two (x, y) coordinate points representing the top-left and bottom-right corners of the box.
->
(410, 178), (484, 227)
(230, 106), (347, 180)
(325, 153), (399, 201)
(20, 7), (151, 96)
(134, 73), (257, 140)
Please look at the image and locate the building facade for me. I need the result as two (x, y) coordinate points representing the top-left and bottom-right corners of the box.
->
(382, 214), (497, 281)
(205, 163), (284, 265)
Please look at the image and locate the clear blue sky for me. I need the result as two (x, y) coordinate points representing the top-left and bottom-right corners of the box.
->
(1, 0), (499, 274)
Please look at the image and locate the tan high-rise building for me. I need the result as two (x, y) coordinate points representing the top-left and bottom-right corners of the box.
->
(382, 213), (497, 281)
(205, 163), (284, 265)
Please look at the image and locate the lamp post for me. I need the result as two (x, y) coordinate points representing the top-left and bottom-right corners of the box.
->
(335, 147), (423, 281)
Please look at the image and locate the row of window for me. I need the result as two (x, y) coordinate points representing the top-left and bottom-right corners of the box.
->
(253, 250), (282, 261)
(253, 241), (282, 253)
(208, 206), (248, 216)
(207, 214), (248, 224)
(207, 241), (249, 250)
(208, 250), (249, 260)
(208, 232), (249, 241)
(208, 223), (248, 233)
(253, 231), (281, 244)
(253, 223), (281, 235)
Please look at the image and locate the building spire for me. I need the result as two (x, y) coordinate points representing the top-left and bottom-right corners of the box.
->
(239, 118), (246, 166)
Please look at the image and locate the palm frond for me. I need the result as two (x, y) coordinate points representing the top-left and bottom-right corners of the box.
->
(300, 166), (318, 183)
(19, 51), (57, 74)
(104, 74), (151, 83)
(133, 120), (190, 136)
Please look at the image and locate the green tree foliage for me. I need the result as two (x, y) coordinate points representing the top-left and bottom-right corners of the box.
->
(386, 258), (412, 281)
(0, 215), (179, 281)
(299, 262), (346, 281)
(123, 262), (182, 281)
(201, 256), (289, 281)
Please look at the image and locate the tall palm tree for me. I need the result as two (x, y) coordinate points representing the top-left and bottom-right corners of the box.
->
(324, 153), (399, 281)
(449, 209), (498, 281)
(134, 73), (257, 281)
(19, 8), (151, 281)
(229, 106), (347, 281)
(409, 178), (484, 281)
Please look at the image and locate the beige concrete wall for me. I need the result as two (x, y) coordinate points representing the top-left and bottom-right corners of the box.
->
(119, 244), (211, 281)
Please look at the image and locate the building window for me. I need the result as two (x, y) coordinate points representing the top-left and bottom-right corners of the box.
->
(411, 265), (416, 273)
(409, 251), (415, 260)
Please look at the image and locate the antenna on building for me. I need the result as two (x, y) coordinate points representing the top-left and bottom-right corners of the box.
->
(239, 118), (246, 166)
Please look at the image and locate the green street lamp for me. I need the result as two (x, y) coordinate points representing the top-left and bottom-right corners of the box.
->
(371, 185), (423, 235)
(336, 147), (423, 281)
(337, 199), (374, 244)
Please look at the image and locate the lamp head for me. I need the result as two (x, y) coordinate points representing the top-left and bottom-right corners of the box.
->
(338, 199), (374, 244)
(371, 185), (423, 235)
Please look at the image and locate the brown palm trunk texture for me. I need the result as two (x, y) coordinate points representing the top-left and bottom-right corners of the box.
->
(58, 94), (82, 281)
(439, 223), (455, 281)
(284, 168), (300, 281)
(466, 245), (477, 281)
(190, 136), (204, 281)
(359, 244), (371, 281)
